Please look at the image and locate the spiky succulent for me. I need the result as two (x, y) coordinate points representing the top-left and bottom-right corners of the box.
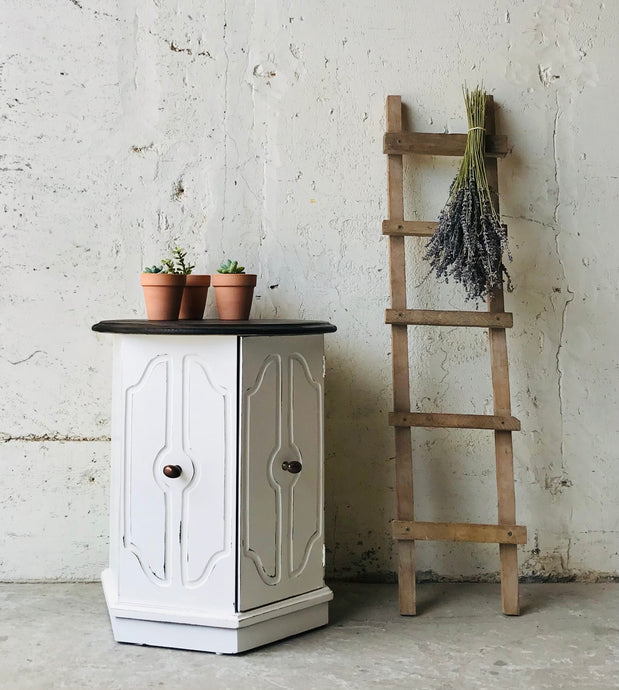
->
(144, 246), (195, 275)
(217, 259), (245, 274)
(171, 246), (195, 275)
(424, 86), (512, 301)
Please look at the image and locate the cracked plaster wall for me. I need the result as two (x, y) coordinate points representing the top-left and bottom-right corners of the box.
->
(1, 0), (617, 582)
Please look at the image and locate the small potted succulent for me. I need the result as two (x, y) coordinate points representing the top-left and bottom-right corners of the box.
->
(211, 259), (257, 320)
(175, 248), (210, 320)
(141, 246), (209, 321)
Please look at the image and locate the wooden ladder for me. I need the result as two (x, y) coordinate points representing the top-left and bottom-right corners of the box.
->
(384, 95), (527, 616)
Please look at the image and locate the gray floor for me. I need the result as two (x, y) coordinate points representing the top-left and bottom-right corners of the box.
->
(0, 582), (617, 690)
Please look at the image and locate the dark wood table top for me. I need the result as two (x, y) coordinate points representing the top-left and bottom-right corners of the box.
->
(92, 319), (337, 336)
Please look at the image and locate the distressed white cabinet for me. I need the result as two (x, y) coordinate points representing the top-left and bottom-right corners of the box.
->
(92, 319), (336, 654)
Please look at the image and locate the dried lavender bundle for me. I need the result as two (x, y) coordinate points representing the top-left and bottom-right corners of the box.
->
(424, 87), (512, 301)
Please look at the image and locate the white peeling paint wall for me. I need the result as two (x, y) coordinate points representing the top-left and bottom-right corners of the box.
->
(1, 0), (617, 581)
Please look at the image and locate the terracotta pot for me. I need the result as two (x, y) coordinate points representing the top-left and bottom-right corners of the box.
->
(211, 273), (257, 320)
(179, 274), (211, 320)
(140, 273), (186, 320)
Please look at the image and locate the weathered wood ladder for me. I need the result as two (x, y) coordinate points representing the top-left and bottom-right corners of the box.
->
(384, 95), (527, 615)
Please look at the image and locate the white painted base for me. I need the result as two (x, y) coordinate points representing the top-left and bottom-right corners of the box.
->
(102, 570), (332, 654)
(106, 602), (330, 654)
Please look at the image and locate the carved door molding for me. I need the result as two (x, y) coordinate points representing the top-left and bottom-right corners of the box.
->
(239, 335), (325, 611)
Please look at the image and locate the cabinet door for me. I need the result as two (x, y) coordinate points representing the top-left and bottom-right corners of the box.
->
(113, 335), (238, 614)
(238, 335), (325, 611)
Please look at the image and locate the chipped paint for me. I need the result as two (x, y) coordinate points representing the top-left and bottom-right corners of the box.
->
(1, 0), (618, 583)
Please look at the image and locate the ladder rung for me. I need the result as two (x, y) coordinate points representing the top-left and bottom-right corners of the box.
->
(383, 220), (436, 237)
(389, 412), (521, 431)
(392, 520), (527, 545)
(383, 132), (509, 157)
(386, 309), (513, 328)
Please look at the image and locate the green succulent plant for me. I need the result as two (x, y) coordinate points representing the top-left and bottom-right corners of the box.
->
(170, 246), (195, 275)
(144, 246), (195, 275)
(217, 259), (245, 274)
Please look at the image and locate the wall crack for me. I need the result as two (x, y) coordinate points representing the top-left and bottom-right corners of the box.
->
(552, 91), (561, 225)
(169, 41), (213, 59)
(552, 89), (574, 483)
(1, 433), (110, 443)
(6, 351), (44, 366)
(221, 0), (229, 236)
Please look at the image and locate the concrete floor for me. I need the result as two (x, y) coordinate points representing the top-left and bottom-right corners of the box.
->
(0, 582), (617, 690)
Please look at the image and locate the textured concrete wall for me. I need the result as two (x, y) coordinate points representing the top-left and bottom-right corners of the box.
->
(1, 0), (617, 582)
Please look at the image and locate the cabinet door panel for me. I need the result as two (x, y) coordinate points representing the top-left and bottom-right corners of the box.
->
(124, 356), (169, 583)
(289, 354), (322, 576)
(114, 336), (237, 613)
(242, 354), (281, 581)
(183, 355), (232, 587)
(239, 335), (325, 611)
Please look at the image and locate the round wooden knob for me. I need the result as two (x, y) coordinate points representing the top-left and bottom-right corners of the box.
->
(163, 465), (182, 479)
(282, 460), (302, 474)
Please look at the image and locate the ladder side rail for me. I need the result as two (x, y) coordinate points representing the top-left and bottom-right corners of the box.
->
(485, 95), (520, 615)
(386, 95), (416, 615)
